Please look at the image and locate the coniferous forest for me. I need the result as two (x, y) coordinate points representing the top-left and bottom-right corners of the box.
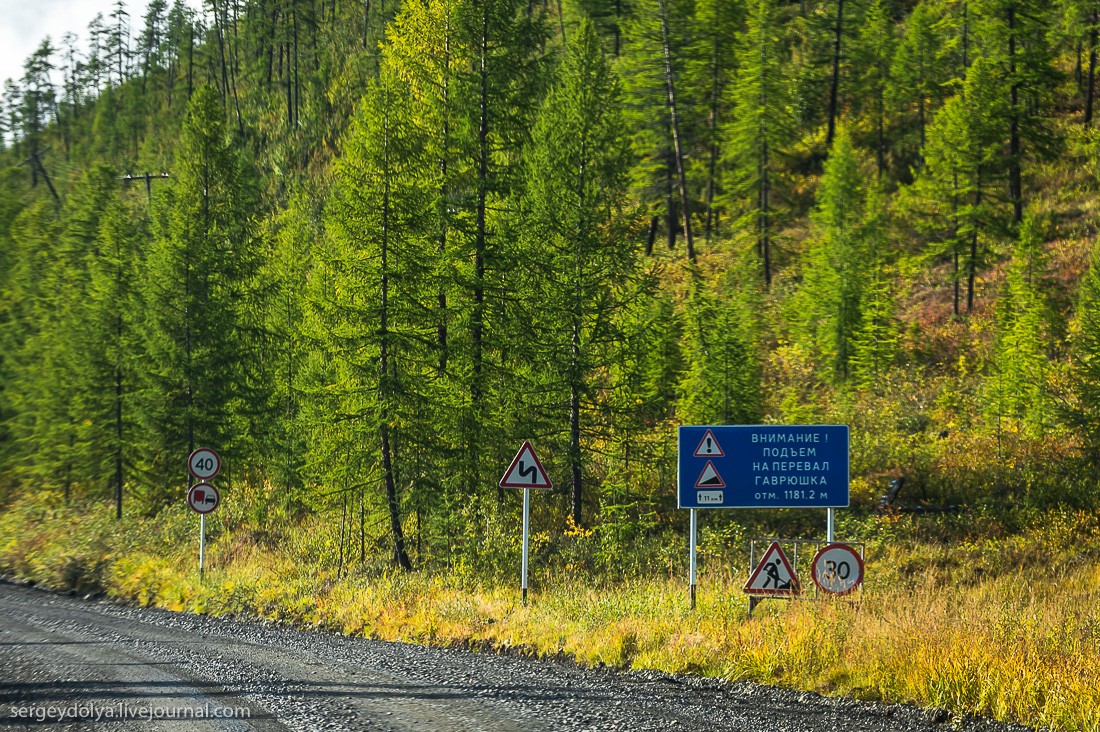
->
(3, 0), (1100, 576)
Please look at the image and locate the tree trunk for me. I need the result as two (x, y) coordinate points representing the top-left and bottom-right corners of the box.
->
(266, 8), (279, 89)
(761, 140), (772, 288)
(1087, 18), (1097, 124)
(665, 138), (676, 250)
(876, 70), (885, 179)
(213, 0), (231, 111)
(293, 0), (300, 128)
(951, 171), (960, 317)
(473, 4), (489, 409)
(187, 21), (194, 102)
(223, 0), (244, 136)
(114, 304), (124, 520)
(379, 101), (413, 571)
(704, 32), (721, 241)
(968, 171), (982, 313)
(826, 0), (844, 148)
(286, 44), (293, 128)
(658, 0), (695, 262)
(437, 31), (451, 376)
(1007, 4), (1022, 224)
(645, 215), (658, 255)
(613, 0), (621, 56)
(570, 325), (582, 527)
(466, 2), (490, 498)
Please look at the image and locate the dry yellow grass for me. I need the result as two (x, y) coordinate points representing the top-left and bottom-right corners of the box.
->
(2, 499), (1099, 731)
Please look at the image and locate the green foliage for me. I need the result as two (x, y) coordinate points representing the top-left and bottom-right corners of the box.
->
(0, 0), (1096, 574)
(721, 0), (792, 285)
(992, 213), (1051, 435)
(135, 86), (261, 501)
(1069, 238), (1100, 456)
(796, 126), (867, 382)
(520, 18), (635, 524)
(678, 289), (761, 425)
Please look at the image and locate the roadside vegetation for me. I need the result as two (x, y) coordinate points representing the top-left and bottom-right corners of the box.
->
(2, 491), (1099, 730)
(3, 0), (1100, 730)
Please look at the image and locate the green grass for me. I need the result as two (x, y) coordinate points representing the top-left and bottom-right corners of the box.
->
(2, 493), (1099, 731)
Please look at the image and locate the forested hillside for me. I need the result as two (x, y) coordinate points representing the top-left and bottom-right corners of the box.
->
(2, 0), (1100, 571)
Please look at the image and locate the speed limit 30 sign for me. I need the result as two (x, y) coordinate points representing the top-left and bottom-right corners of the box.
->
(188, 448), (221, 480)
(810, 543), (864, 596)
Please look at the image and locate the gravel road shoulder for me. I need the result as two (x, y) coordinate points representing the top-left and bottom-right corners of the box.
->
(0, 581), (1038, 732)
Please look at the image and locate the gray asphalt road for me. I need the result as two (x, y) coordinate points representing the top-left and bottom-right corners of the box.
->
(0, 582), (1035, 732)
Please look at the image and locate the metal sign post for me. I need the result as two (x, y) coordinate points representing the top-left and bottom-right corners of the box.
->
(187, 448), (222, 580)
(199, 514), (206, 576)
(187, 482), (220, 576)
(689, 509), (697, 609)
(521, 488), (531, 603)
(677, 425), (851, 609)
(499, 441), (552, 605)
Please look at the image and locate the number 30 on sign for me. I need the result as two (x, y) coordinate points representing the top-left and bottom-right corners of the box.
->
(810, 543), (864, 596)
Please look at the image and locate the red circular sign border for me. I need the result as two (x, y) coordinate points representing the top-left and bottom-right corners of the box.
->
(810, 542), (864, 596)
(187, 448), (222, 480)
(187, 482), (221, 514)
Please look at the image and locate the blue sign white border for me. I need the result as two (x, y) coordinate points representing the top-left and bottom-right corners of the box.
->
(676, 424), (851, 510)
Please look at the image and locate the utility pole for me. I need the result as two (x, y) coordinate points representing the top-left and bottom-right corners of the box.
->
(119, 171), (170, 203)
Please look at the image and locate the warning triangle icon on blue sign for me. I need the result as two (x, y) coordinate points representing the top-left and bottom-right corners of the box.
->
(693, 429), (724, 457)
(694, 460), (725, 488)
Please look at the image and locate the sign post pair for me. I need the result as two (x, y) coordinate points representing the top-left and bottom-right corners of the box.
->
(499, 441), (552, 604)
(677, 425), (862, 609)
(186, 448), (222, 576)
(742, 539), (864, 614)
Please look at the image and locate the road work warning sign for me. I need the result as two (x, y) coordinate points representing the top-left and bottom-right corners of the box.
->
(744, 541), (801, 596)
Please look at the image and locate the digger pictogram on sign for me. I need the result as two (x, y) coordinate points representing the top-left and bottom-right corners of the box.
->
(744, 541), (801, 596)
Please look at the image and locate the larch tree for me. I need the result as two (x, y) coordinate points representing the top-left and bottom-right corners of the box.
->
(306, 69), (433, 570)
(1069, 235), (1100, 457)
(678, 273), (761, 425)
(82, 192), (144, 517)
(685, 0), (743, 242)
(887, 0), (951, 170)
(849, 182), (898, 385)
(136, 85), (260, 502)
(850, 0), (893, 179)
(993, 212), (1050, 434)
(519, 19), (633, 527)
(618, 0), (697, 257)
(908, 55), (1007, 316)
(797, 125), (866, 382)
(723, 0), (792, 288)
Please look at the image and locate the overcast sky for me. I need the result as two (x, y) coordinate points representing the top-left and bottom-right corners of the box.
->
(0, 0), (203, 87)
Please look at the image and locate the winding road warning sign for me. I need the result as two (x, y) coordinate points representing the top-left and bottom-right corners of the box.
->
(499, 441), (552, 489)
(744, 541), (801, 596)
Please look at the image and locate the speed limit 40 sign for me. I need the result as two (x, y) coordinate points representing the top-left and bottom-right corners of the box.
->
(810, 543), (864, 596)
(188, 448), (221, 480)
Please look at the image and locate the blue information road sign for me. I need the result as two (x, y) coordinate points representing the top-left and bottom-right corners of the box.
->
(677, 425), (849, 509)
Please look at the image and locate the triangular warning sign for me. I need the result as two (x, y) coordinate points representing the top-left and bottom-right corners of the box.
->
(694, 460), (725, 489)
(744, 542), (801, 596)
(693, 429), (725, 457)
(499, 441), (552, 489)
